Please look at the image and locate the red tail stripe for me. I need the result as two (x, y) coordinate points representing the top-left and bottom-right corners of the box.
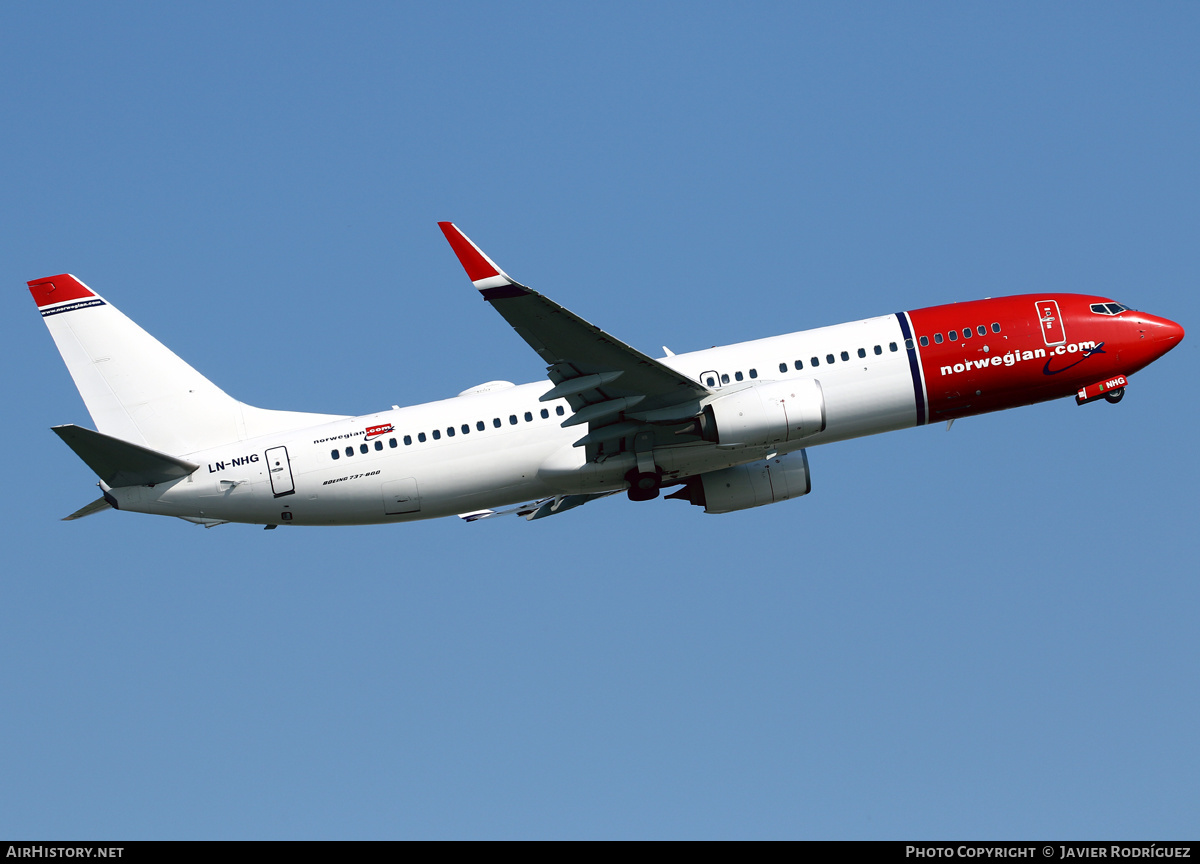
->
(28, 275), (95, 308)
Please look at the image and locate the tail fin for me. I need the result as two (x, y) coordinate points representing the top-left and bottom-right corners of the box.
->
(29, 275), (343, 455)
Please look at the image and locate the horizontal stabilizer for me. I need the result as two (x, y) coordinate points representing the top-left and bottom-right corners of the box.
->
(52, 424), (199, 487)
(62, 496), (113, 521)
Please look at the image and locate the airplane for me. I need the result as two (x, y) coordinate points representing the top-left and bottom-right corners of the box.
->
(29, 223), (1184, 528)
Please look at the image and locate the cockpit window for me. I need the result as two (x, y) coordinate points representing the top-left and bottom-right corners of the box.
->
(1091, 302), (1131, 315)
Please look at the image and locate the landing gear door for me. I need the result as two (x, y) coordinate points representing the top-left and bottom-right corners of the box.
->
(264, 446), (295, 498)
(1037, 300), (1066, 346)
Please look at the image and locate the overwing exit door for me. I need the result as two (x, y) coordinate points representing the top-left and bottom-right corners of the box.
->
(264, 446), (295, 497)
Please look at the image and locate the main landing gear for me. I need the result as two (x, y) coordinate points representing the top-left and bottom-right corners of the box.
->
(626, 468), (663, 502)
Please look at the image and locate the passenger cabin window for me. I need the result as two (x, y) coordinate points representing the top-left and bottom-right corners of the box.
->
(889, 342), (898, 352)
(779, 362), (787, 373)
(749, 368), (758, 379)
(735, 371), (743, 382)
(524, 411), (533, 422)
(556, 406), (565, 415)
(509, 415), (518, 425)
(446, 427), (454, 437)
(992, 322), (1001, 332)
(418, 432), (427, 442)
(346, 446), (354, 457)
(919, 336), (929, 347)
(331, 449), (340, 460)
(375, 440), (383, 450)
(963, 328), (972, 339)
(977, 325), (986, 336)
(476, 421), (485, 431)
(857, 348), (866, 358)
(390, 438), (397, 448)
(404, 435), (412, 445)
(794, 360), (804, 370)
(359, 443), (369, 454)
(540, 408), (549, 419)
(948, 331), (958, 341)
(721, 373), (730, 384)
(934, 333), (943, 344)
(826, 354), (835, 364)
(874, 345), (882, 355)
(706, 375), (717, 386)
(432, 430), (441, 440)
(840, 351), (849, 361)
(493, 418), (501, 428)
(461, 424), (470, 434)
(904, 338), (914, 350)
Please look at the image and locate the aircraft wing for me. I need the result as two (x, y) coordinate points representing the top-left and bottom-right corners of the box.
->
(459, 490), (620, 522)
(438, 223), (711, 452)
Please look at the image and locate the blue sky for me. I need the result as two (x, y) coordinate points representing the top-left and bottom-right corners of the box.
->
(2, 2), (1197, 839)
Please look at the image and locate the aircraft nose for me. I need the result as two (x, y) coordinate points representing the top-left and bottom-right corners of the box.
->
(1152, 315), (1185, 344)
(1140, 313), (1184, 354)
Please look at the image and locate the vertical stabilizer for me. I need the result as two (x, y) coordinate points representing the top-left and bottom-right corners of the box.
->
(29, 275), (343, 455)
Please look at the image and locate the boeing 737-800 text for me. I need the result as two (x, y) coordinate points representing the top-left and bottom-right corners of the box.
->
(29, 223), (1184, 528)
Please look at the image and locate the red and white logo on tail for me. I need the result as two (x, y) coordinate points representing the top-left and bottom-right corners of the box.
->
(29, 274), (104, 316)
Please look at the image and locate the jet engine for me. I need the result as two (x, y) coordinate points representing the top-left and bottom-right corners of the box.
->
(666, 450), (812, 514)
(698, 379), (826, 448)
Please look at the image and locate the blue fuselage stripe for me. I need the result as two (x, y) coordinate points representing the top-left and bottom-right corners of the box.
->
(894, 312), (926, 426)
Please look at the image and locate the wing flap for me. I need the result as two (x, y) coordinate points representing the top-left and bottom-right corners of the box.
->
(458, 491), (619, 522)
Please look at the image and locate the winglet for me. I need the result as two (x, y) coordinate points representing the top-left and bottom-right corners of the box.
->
(437, 222), (529, 298)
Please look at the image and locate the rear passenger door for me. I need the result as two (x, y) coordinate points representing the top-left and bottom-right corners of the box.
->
(264, 446), (295, 498)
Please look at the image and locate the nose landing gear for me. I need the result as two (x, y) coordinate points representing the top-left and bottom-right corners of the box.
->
(1076, 376), (1129, 406)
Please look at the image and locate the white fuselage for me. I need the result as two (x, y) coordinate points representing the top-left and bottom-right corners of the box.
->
(109, 314), (918, 525)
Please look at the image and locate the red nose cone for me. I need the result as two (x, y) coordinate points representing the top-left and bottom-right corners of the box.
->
(1150, 314), (1185, 345)
(1145, 314), (1184, 358)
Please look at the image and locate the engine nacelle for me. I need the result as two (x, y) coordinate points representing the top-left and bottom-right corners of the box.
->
(667, 450), (813, 514)
(699, 379), (826, 448)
